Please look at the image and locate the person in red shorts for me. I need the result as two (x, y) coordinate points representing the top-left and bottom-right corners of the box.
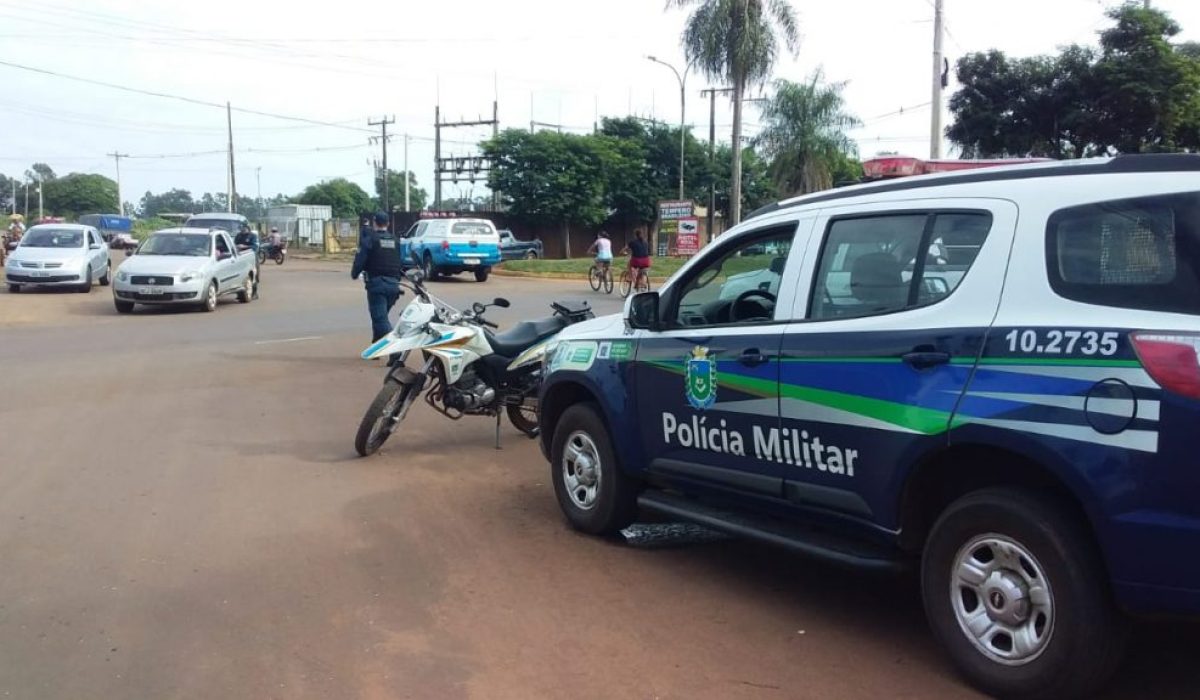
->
(624, 230), (652, 291)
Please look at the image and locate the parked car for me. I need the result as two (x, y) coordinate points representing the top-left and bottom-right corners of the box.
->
(537, 154), (1200, 700)
(400, 217), (502, 282)
(498, 229), (543, 260)
(112, 227), (256, 313)
(4, 223), (110, 293)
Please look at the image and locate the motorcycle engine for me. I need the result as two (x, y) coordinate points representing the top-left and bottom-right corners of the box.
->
(443, 370), (496, 412)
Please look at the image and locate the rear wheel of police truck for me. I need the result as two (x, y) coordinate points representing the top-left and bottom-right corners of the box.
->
(550, 403), (638, 535)
(355, 380), (419, 457)
(921, 487), (1126, 700)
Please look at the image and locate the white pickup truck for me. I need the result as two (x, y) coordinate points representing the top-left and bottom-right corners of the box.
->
(111, 227), (258, 313)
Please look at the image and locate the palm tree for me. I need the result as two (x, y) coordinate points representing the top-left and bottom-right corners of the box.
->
(669, 0), (799, 224)
(755, 73), (862, 196)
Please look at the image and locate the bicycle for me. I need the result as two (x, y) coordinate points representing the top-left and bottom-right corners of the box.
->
(588, 260), (614, 294)
(619, 266), (651, 298)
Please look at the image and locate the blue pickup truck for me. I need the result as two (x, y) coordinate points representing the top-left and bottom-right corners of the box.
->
(400, 218), (502, 282)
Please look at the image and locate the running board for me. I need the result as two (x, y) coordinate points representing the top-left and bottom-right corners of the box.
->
(637, 490), (909, 573)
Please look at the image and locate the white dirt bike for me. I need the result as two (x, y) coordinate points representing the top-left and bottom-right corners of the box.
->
(354, 268), (593, 457)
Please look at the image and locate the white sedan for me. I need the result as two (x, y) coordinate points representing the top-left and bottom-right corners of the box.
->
(4, 224), (111, 293)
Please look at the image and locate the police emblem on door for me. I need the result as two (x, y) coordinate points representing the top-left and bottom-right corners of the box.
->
(686, 346), (717, 410)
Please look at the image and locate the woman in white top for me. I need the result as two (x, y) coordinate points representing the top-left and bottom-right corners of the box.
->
(588, 231), (613, 274)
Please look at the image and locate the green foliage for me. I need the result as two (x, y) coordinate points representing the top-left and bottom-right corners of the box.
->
(713, 145), (777, 219)
(949, 5), (1200, 157)
(138, 189), (197, 217)
(754, 73), (861, 195)
(296, 178), (373, 219)
(132, 217), (177, 238)
(375, 170), (428, 212)
(42, 173), (118, 219)
(598, 117), (713, 227)
(502, 256), (689, 277)
(670, 0), (800, 223)
(26, 163), (56, 183)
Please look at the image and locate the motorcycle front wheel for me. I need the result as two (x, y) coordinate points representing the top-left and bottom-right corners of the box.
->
(355, 380), (418, 456)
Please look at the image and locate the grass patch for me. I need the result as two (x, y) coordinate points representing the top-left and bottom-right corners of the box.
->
(132, 217), (178, 239)
(502, 256), (689, 277)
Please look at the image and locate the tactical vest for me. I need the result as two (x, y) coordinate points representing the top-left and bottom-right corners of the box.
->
(364, 230), (402, 278)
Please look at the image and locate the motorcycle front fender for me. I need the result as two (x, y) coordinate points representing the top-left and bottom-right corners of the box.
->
(361, 332), (426, 360)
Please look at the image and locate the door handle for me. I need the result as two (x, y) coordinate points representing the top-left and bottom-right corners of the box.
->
(739, 348), (771, 367)
(902, 349), (951, 369)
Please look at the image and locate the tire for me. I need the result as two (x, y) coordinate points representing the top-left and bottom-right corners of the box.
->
(423, 254), (439, 281)
(921, 487), (1126, 700)
(550, 402), (638, 535)
(474, 267), (490, 283)
(507, 399), (539, 438)
(114, 299), (134, 314)
(8, 284), (20, 293)
(200, 282), (218, 312)
(256, 249), (267, 266)
(524, 249), (538, 260)
(588, 266), (602, 291)
(603, 269), (614, 295)
(273, 250), (285, 265)
(237, 273), (254, 303)
(619, 270), (633, 298)
(78, 266), (93, 293)
(354, 380), (418, 457)
(99, 262), (111, 286)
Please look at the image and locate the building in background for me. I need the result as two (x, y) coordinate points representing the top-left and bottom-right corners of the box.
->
(266, 204), (331, 248)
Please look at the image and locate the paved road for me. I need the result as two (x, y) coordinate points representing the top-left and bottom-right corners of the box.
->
(1, 262), (1197, 699)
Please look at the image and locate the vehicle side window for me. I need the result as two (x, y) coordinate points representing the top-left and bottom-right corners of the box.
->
(214, 235), (230, 256)
(1046, 192), (1200, 314)
(87, 230), (97, 247)
(671, 226), (795, 328)
(808, 211), (992, 321)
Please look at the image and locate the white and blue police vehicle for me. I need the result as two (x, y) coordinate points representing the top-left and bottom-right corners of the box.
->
(536, 155), (1200, 699)
(399, 217), (502, 282)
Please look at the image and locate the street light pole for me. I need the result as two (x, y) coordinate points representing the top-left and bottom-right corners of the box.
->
(647, 55), (690, 200)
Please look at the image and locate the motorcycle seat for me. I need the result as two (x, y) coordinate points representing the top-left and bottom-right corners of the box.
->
(486, 315), (569, 358)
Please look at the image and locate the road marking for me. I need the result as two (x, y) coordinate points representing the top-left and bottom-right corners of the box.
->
(254, 336), (323, 345)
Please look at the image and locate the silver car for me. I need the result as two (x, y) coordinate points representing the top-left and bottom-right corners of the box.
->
(4, 224), (111, 293)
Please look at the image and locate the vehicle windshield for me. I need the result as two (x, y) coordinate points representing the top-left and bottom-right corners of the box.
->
(20, 229), (83, 248)
(187, 218), (241, 234)
(137, 233), (211, 256)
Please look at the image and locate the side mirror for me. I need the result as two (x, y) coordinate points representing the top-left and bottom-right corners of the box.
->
(628, 291), (660, 331)
(89, 244), (101, 250)
(493, 297), (511, 308)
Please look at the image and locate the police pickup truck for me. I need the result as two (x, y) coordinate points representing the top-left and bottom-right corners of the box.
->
(112, 227), (257, 313)
(536, 155), (1200, 699)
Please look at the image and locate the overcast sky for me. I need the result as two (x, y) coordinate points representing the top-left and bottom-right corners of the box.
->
(1, 0), (1198, 211)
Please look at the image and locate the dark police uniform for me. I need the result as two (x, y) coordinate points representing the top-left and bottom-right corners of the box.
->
(351, 226), (404, 341)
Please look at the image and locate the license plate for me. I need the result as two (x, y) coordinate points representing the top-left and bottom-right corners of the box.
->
(140, 287), (164, 295)
(462, 259), (480, 266)
(31, 270), (47, 278)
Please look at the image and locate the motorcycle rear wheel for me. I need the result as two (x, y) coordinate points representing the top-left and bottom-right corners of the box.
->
(355, 380), (418, 456)
(506, 400), (540, 438)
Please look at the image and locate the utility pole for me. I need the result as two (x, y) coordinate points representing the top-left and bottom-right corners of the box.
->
(701, 87), (733, 240)
(227, 102), (237, 212)
(403, 134), (410, 212)
(36, 174), (43, 220)
(107, 152), (128, 215)
(255, 167), (262, 209)
(930, 0), (945, 159)
(369, 115), (396, 213)
(647, 56), (691, 200)
(434, 106), (441, 210)
(435, 104), (499, 211)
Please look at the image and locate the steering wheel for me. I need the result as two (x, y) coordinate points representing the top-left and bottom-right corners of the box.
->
(731, 289), (777, 322)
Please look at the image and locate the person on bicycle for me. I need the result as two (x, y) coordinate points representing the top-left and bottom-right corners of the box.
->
(623, 230), (652, 290)
(588, 230), (613, 274)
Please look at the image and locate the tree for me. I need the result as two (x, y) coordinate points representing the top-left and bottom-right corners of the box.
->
(25, 163), (56, 184)
(712, 144), (777, 222)
(42, 173), (118, 218)
(670, 0), (799, 224)
(484, 129), (615, 257)
(948, 5), (1200, 158)
(296, 178), (373, 219)
(139, 188), (196, 217)
(754, 73), (861, 195)
(375, 170), (428, 212)
(598, 117), (714, 228)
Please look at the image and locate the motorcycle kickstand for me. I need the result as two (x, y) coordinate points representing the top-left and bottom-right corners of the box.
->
(494, 412), (502, 451)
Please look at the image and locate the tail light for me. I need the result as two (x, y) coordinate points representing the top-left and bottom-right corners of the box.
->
(441, 240), (450, 252)
(1132, 332), (1200, 400)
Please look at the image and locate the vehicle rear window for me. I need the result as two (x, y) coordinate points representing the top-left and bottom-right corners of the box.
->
(187, 219), (241, 234)
(451, 222), (493, 236)
(1047, 192), (1200, 314)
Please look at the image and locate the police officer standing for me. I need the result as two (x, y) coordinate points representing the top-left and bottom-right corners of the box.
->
(352, 211), (404, 342)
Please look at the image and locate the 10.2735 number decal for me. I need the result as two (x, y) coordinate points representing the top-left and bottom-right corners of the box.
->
(1004, 329), (1120, 356)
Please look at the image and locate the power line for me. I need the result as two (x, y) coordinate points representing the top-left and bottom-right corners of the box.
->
(0, 58), (375, 134)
